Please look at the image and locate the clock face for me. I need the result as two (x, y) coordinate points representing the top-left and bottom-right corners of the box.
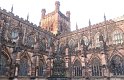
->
(11, 29), (19, 39)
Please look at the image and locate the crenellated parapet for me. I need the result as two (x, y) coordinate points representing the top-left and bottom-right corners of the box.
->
(57, 16), (124, 53)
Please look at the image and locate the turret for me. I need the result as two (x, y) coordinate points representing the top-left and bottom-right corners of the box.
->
(55, 1), (60, 12)
(66, 11), (70, 21)
(41, 9), (46, 19)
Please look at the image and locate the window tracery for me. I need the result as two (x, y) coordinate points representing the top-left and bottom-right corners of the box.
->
(95, 32), (100, 47)
(112, 30), (123, 44)
(18, 57), (29, 76)
(91, 58), (102, 76)
(110, 55), (124, 75)
(11, 28), (19, 39)
(68, 39), (75, 54)
(38, 60), (44, 76)
(80, 36), (89, 46)
(73, 60), (83, 77)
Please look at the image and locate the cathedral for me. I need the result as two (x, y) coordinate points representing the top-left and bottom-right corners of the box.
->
(0, 1), (124, 80)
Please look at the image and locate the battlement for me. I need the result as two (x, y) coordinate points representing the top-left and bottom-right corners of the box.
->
(77, 19), (115, 31)
(0, 7), (38, 27)
(113, 15), (124, 21)
(59, 18), (118, 38)
(43, 11), (55, 19)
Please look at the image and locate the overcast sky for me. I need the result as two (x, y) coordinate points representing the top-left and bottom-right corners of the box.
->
(0, 0), (124, 31)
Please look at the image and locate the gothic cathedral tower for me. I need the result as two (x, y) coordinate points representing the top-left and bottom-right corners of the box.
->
(39, 1), (71, 35)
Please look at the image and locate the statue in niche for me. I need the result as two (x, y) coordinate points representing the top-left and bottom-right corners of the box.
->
(40, 38), (46, 52)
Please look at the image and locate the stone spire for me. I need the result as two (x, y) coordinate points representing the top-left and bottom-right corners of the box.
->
(104, 13), (108, 42)
(104, 13), (106, 22)
(89, 19), (92, 41)
(27, 13), (29, 21)
(76, 22), (78, 30)
(89, 19), (91, 27)
(11, 5), (13, 13)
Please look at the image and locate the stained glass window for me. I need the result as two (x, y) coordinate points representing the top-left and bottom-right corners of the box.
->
(18, 57), (29, 76)
(38, 63), (44, 76)
(68, 39), (75, 54)
(110, 55), (124, 75)
(38, 66), (44, 76)
(0, 53), (7, 75)
(73, 60), (83, 77)
(52, 58), (66, 77)
(112, 30), (123, 44)
(91, 58), (102, 76)
(81, 36), (89, 46)
(11, 29), (19, 39)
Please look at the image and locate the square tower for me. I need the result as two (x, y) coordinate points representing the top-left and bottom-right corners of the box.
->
(39, 1), (71, 35)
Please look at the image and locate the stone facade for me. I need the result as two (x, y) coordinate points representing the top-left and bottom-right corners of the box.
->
(0, 1), (124, 80)
(39, 1), (70, 35)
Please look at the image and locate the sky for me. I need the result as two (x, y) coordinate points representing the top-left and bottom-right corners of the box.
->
(0, 0), (124, 31)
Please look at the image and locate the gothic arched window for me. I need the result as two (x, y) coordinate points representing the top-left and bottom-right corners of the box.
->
(39, 38), (47, 52)
(38, 59), (44, 76)
(95, 32), (100, 47)
(52, 58), (66, 77)
(0, 53), (7, 76)
(11, 29), (19, 39)
(73, 60), (83, 77)
(110, 55), (124, 75)
(91, 58), (102, 76)
(59, 44), (65, 54)
(112, 30), (123, 44)
(18, 57), (29, 76)
(80, 36), (89, 46)
(68, 39), (75, 54)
